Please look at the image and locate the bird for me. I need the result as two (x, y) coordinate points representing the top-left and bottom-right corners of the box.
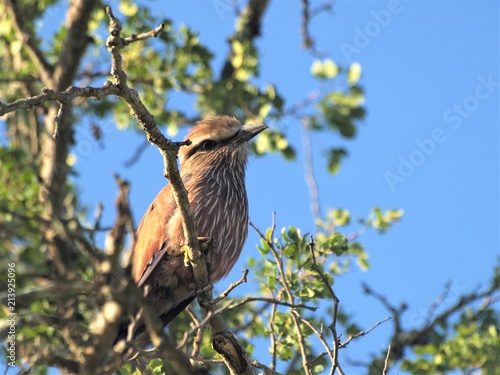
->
(125, 115), (267, 344)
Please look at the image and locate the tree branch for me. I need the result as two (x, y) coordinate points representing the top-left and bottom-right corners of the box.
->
(54, 0), (99, 91)
(339, 317), (392, 348)
(4, 0), (55, 86)
(308, 236), (342, 374)
(220, 0), (270, 81)
(226, 297), (317, 313)
(211, 269), (249, 304)
(300, 0), (335, 54)
(301, 117), (322, 225)
(0, 84), (121, 117)
(382, 345), (392, 375)
(102, 7), (256, 375)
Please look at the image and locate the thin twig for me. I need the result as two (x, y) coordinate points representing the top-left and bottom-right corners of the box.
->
(273, 236), (312, 374)
(250, 218), (312, 374)
(382, 344), (391, 375)
(425, 281), (452, 325)
(299, 0), (334, 55)
(295, 312), (334, 362)
(184, 306), (204, 359)
(301, 117), (322, 225)
(175, 308), (212, 350)
(211, 269), (249, 304)
(53, 101), (64, 138)
(0, 281), (96, 305)
(269, 300), (278, 371)
(282, 90), (320, 117)
(123, 23), (165, 45)
(340, 317), (392, 348)
(226, 297), (317, 312)
(123, 138), (150, 167)
(308, 236), (342, 374)
(251, 360), (284, 375)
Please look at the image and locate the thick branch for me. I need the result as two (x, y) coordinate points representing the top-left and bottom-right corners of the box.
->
(365, 275), (499, 369)
(0, 84), (120, 116)
(54, 0), (99, 91)
(220, 0), (270, 81)
(4, 0), (55, 86)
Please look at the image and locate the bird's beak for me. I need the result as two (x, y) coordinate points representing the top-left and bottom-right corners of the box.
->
(234, 123), (268, 144)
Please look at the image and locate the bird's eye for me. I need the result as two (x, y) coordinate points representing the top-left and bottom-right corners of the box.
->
(199, 139), (217, 151)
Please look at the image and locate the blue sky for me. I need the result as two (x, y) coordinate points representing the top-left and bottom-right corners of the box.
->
(3, 1), (498, 374)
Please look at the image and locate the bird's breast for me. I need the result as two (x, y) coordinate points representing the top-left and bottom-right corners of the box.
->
(187, 171), (249, 282)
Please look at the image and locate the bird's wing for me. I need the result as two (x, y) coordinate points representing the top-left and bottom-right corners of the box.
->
(131, 184), (176, 287)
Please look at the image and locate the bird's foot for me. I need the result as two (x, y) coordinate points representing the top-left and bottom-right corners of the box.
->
(197, 237), (217, 254)
(181, 237), (217, 266)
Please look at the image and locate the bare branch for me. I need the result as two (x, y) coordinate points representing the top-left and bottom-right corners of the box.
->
(301, 117), (322, 225)
(4, 0), (55, 85)
(0, 84), (121, 117)
(382, 345), (392, 375)
(123, 23), (165, 45)
(226, 297), (317, 312)
(308, 235), (342, 373)
(340, 317), (392, 348)
(268, 227), (312, 374)
(300, 0), (335, 55)
(103, 174), (133, 273)
(123, 138), (150, 168)
(251, 361), (284, 375)
(269, 301), (278, 371)
(300, 0), (314, 49)
(211, 269), (249, 304)
(0, 281), (96, 306)
(295, 313), (334, 363)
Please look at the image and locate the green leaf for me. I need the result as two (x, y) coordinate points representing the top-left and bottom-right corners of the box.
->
(119, 2), (139, 17)
(323, 59), (339, 78)
(310, 59), (324, 78)
(327, 148), (347, 174)
(356, 255), (370, 271)
(282, 244), (296, 258)
(385, 209), (404, 222)
(332, 208), (350, 226)
(311, 59), (339, 80)
(330, 233), (348, 254)
(347, 62), (362, 84)
(258, 102), (272, 119)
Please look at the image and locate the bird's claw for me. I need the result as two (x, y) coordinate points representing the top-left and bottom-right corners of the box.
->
(182, 238), (216, 267)
(198, 237), (217, 253)
(181, 245), (190, 267)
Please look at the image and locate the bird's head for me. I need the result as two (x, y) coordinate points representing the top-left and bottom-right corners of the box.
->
(179, 115), (267, 172)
